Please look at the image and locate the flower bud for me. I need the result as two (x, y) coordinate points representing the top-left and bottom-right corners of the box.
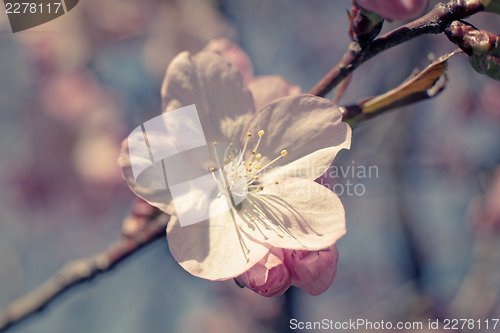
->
(445, 21), (500, 80)
(235, 248), (291, 297)
(284, 245), (339, 296)
(355, 0), (428, 21)
(350, 5), (384, 46)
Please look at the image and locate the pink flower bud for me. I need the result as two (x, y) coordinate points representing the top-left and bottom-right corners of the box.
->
(355, 0), (428, 21)
(284, 245), (339, 296)
(236, 246), (339, 296)
(235, 248), (291, 297)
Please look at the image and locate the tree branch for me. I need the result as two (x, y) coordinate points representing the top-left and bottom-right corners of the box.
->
(309, 0), (485, 97)
(0, 213), (170, 332)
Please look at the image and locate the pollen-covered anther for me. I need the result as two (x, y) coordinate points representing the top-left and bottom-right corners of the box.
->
(247, 161), (252, 166)
(246, 167), (252, 172)
(281, 150), (288, 157)
(213, 141), (217, 147)
(253, 164), (261, 170)
(274, 180), (279, 184)
(255, 154), (261, 161)
(258, 130), (264, 137)
(247, 132), (252, 137)
(257, 185), (263, 191)
(210, 167), (215, 172)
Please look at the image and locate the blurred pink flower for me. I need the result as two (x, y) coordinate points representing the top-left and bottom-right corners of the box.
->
(355, 0), (428, 20)
(236, 245), (338, 296)
(119, 42), (351, 282)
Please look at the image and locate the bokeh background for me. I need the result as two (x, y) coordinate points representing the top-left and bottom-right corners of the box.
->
(1, 1), (500, 332)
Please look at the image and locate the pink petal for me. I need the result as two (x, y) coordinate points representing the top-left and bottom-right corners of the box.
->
(243, 95), (351, 181)
(166, 212), (270, 281)
(289, 245), (339, 296)
(240, 177), (346, 251)
(203, 38), (254, 83)
(247, 76), (301, 110)
(161, 51), (255, 143)
(236, 248), (292, 297)
(292, 262), (338, 296)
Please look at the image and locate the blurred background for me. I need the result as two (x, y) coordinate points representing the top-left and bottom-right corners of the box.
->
(1, 0), (500, 332)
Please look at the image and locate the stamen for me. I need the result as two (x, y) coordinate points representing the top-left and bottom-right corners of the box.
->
(251, 130), (264, 157)
(239, 133), (252, 163)
(254, 149), (288, 176)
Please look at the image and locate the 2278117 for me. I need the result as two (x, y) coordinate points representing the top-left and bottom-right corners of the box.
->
(443, 319), (499, 330)
(5, 2), (62, 14)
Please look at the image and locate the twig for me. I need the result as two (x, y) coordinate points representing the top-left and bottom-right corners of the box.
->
(0, 213), (170, 332)
(309, 0), (485, 97)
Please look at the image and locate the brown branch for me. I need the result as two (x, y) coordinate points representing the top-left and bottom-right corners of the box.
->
(309, 0), (485, 97)
(0, 213), (170, 332)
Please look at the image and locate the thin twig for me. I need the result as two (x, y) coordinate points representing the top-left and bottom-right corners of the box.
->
(309, 0), (485, 97)
(0, 213), (170, 332)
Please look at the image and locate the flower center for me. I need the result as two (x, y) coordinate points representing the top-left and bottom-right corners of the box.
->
(208, 131), (290, 261)
(209, 130), (287, 203)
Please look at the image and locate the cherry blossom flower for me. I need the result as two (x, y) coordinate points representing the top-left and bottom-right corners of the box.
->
(119, 45), (351, 282)
(356, 0), (428, 21)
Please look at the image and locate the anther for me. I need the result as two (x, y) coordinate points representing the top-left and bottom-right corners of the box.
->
(281, 150), (288, 157)
(247, 132), (252, 137)
(213, 142), (217, 147)
(258, 130), (264, 137)
(210, 167), (215, 172)
(255, 154), (261, 161)
(274, 180), (279, 184)
(253, 164), (261, 170)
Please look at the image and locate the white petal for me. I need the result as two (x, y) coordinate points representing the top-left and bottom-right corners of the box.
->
(166, 209), (271, 281)
(161, 51), (255, 143)
(239, 177), (346, 250)
(243, 95), (351, 180)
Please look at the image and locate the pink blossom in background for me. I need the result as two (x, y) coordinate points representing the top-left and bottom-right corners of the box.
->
(355, 0), (428, 20)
